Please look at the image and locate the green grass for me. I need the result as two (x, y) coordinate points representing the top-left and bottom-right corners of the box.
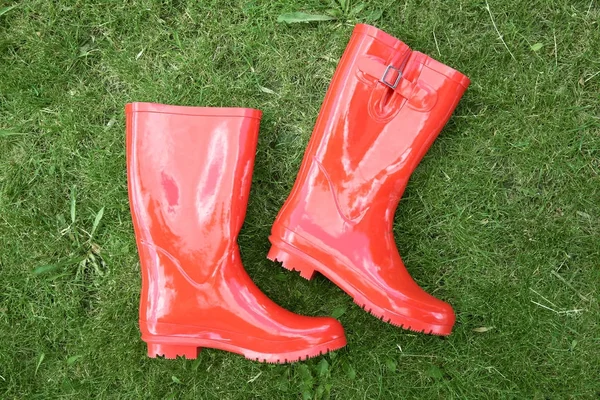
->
(1, 0), (599, 398)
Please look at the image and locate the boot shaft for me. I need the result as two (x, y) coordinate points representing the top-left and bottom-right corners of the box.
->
(127, 103), (261, 264)
(280, 24), (470, 230)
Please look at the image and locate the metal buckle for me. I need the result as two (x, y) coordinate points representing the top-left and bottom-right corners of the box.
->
(381, 65), (402, 89)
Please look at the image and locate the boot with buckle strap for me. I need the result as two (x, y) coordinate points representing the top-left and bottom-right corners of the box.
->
(267, 24), (470, 335)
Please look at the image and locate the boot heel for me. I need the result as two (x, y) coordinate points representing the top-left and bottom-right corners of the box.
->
(267, 242), (317, 280)
(147, 343), (200, 359)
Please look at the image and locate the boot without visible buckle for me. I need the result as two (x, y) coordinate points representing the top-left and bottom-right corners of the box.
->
(268, 24), (470, 336)
(127, 102), (346, 362)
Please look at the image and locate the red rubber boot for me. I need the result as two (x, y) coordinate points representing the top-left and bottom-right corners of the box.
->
(127, 102), (346, 362)
(267, 24), (470, 336)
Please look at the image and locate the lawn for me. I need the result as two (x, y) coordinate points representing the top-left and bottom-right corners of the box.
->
(1, 0), (599, 398)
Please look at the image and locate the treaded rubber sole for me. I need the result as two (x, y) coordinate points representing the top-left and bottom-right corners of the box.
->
(145, 336), (346, 364)
(267, 237), (453, 336)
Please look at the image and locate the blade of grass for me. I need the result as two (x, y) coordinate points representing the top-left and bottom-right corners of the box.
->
(0, 129), (26, 137)
(70, 185), (77, 224)
(90, 207), (105, 241)
(277, 12), (336, 23)
(0, 5), (17, 18)
(484, 0), (516, 61)
(34, 353), (45, 376)
(33, 256), (86, 275)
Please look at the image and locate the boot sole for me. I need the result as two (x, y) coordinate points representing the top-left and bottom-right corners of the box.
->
(144, 336), (346, 363)
(268, 234), (453, 336)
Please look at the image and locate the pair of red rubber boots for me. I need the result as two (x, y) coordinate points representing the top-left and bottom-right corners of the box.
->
(126, 24), (470, 363)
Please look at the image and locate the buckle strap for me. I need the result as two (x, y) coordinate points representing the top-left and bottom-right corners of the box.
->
(381, 65), (403, 89)
(357, 55), (437, 111)
(358, 56), (416, 97)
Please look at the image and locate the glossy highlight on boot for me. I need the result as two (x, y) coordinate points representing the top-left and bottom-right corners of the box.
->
(268, 24), (470, 336)
(126, 102), (346, 363)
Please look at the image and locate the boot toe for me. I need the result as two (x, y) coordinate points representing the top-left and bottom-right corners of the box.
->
(384, 288), (455, 334)
(261, 316), (346, 362)
(426, 299), (455, 327)
(315, 316), (346, 343)
(403, 296), (455, 334)
(292, 315), (346, 348)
